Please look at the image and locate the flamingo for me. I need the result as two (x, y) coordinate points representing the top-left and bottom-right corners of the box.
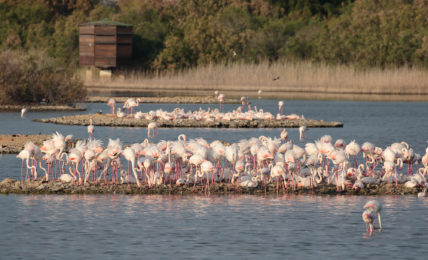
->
(218, 93), (225, 112)
(122, 147), (141, 187)
(257, 89), (263, 99)
(16, 144), (35, 183)
(278, 101), (284, 115)
(107, 98), (116, 115)
(21, 107), (28, 118)
(88, 119), (95, 140)
(345, 140), (360, 168)
(59, 173), (73, 183)
(362, 209), (375, 234)
(280, 129), (288, 141)
(334, 139), (346, 150)
(117, 108), (125, 118)
(68, 148), (83, 183)
(299, 126), (307, 142)
(123, 98), (141, 116)
(363, 200), (383, 230)
(147, 122), (158, 137)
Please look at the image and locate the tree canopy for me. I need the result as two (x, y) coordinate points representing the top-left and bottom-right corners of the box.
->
(1, 0), (428, 70)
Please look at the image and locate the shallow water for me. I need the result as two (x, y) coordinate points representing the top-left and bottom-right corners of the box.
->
(1, 99), (428, 259)
(1, 100), (427, 179)
(0, 194), (427, 259)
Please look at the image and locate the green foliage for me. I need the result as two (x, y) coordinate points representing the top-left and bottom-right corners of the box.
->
(1, 0), (428, 77)
(0, 50), (86, 105)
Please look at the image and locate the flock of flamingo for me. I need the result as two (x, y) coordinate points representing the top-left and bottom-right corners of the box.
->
(106, 95), (303, 125)
(16, 93), (428, 233)
(16, 129), (428, 193)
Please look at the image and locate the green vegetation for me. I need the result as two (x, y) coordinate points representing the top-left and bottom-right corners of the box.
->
(0, 50), (86, 105)
(2, 0), (428, 70)
(0, 0), (427, 103)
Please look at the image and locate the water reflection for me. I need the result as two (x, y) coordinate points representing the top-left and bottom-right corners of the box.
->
(2, 194), (428, 259)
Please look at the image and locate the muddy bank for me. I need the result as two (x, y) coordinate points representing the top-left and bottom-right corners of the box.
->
(0, 104), (86, 112)
(0, 134), (52, 154)
(34, 114), (343, 128)
(86, 96), (239, 104)
(0, 178), (423, 195)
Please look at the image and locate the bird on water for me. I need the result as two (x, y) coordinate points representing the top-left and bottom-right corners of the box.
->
(362, 200), (383, 233)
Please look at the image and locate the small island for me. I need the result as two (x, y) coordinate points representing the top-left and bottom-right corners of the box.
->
(0, 178), (423, 196)
(33, 114), (343, 128)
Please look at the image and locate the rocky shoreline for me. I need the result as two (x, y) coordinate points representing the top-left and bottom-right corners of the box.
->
(0, 178), (423, 195)
(34, 114), (343, 128)
(86, 96), (239, 104)
(0, 104), (86, 112)
(0, 134), (52, 154)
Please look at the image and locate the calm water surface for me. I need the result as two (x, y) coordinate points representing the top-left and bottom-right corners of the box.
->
(0, 194), (427, 259)
(0, 100), (427, 259)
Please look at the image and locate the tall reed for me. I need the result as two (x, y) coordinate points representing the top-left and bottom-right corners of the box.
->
(87, 61), (428, 96)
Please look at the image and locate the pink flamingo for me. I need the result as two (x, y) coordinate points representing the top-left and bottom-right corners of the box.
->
(21, 107), (28, 118)
(147, 122), (158, 137)
(218, 93), (225, 112)
(122, 147), (141, 187)
(107, 98), (116, 115)
(280, 129), (288, 141)
(299, 126), (307, 142)
(278, 101), (284, 115)
(345, 140), (360, 168)
(88, 119), (94, 140)
(363, 200), (383, 230)
(67, 148), (83, 184)
(362, 209), (375, 234)
(16, 143), (35, 183)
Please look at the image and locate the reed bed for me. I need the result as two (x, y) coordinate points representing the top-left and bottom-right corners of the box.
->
(86, 61), (428, 100)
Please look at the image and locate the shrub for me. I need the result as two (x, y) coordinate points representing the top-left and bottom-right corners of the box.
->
(0, 50), (86, 105)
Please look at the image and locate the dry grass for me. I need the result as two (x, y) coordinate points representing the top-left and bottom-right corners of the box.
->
(85, 61), (428, 99)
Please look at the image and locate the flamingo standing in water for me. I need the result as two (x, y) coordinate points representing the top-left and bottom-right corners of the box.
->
(258, 89), (263, 99)
(218, 93), (225, 112)
(21, 107), (28, 118)
(147, 122), (158, 137)
(107, 98), (116, 115)
(88, 119), (95, 140)
(280, 129), (288, 141)
(278, 101), (284, 115)
(299, 126), (307, 142)
(123, 98), (141, 116)
(362, 209), (375, 234)
(363, 200), (383, 230)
